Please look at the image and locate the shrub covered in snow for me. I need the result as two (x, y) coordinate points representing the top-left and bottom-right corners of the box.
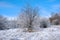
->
(40, 17), (51, 28)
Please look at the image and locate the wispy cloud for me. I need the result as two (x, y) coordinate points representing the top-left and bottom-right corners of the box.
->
(0, 2), (17, 8)
(52, 4), (60, 9)
(39, 6), (51, 18)
(51, 4), (60, 12)
(47, 0), (56, 2)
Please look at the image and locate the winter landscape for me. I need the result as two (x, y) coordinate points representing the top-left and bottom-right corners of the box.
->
(0, 0), (60, 40)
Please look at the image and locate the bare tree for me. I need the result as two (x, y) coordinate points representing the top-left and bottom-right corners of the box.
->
(17, 5), (39, 32)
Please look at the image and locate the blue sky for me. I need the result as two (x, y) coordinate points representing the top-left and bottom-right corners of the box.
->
(0, 0), (60, 17)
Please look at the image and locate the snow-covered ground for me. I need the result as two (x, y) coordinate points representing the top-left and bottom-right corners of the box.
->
(0, 25), (60, 40)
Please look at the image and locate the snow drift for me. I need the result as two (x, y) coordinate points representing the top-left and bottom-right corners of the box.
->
(0, 25), (60, 40)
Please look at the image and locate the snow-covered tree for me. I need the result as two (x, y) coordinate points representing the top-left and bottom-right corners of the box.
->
(17, 5), (39, 32)
(0, 15), (7, 30)
(50, 13), (60, 25)
(6, 20), (18, 29)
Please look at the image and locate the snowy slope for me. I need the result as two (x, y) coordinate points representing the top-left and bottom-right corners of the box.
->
(0, 26), (60, 40)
